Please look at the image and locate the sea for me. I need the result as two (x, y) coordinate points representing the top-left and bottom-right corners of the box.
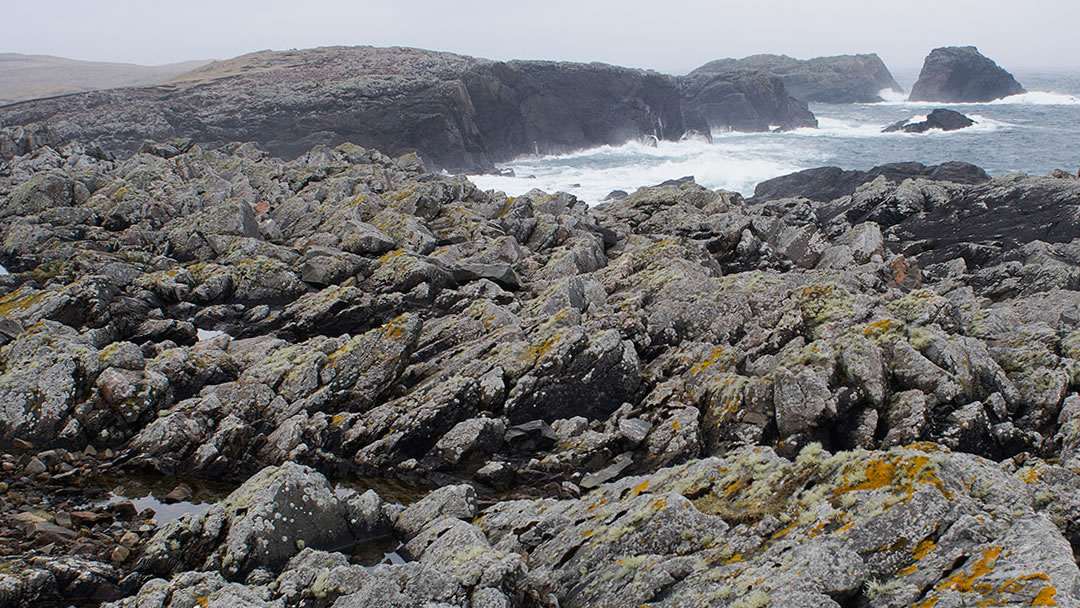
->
(468, 71), (1080, 204)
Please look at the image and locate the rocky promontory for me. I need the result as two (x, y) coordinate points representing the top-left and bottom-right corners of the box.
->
(689, 54), (903, 103)
(1, 127), (1080, 606)
(0, 46), (817, 173)
(909, 46), (1026, 103)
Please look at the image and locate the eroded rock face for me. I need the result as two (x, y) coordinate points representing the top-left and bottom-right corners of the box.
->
(909, 46), (1026, 102)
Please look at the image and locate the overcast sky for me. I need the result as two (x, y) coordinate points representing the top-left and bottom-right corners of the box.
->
(6, 0), (1078, 75)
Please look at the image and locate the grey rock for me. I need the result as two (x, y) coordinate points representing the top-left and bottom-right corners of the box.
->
(138, 462), (357, 579)
(394, 485), (477, 540)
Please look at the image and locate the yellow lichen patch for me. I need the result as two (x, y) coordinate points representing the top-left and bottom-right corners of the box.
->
(863, 318), (904, 340)
(832, 453), (951, 500)
(771, 523), (798, 539)
(631, 481), (650, 498)
(0, 287), (46, 317)
(936, 546), (1002, 593)
(672, 419), (681, 431)
(913, 598), (938, 608)
(913, 539), (936, 560)
(196, 598), (209, 608)
(899, 565), (918, 577)
(377, 249), (406, 264)
(331, 414), (347, 425)
(1033, 586), (1058, 606)
(690, 347), (735, 376)
(521, 333), (562, 363)
(381, 315), (410, 340)
(1020, 465), (1045, 485)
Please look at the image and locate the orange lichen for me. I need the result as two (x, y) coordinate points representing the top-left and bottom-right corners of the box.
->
(936, 546), (1002, 593)
(912, 597), (939, 608)
(1033, 586), (1058, 606)
(631, 481), (650, 497)
(833, 453), (951, 500)
(690, 347), (732, 375)
(913, 539), (936, 560)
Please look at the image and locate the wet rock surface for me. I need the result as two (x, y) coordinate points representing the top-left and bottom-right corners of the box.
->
(0, 136), (1078, 606)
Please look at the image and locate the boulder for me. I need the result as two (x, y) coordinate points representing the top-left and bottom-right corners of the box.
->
(136, 462), (375, 579)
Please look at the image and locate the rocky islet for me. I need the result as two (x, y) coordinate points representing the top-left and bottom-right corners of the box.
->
(909, 46), (1027, 103)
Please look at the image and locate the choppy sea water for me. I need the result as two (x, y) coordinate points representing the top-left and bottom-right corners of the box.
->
(468, 71), (1080, 203)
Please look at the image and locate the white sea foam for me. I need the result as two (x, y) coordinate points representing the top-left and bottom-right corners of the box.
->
(0, 264), (7, 275)
(866, 90), (1080, 107)
(986, 91), (1080, 105)
(469, 138), (815, 203)
(877, 88), (908, 103)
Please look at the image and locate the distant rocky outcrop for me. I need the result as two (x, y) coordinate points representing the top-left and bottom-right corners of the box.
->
(679, 69), (818, 133)
(0, 53), (210, 106)
(909, 46), (1026, 102)
(690, 53), (903, 103)
(0, 46), (818, 173)
(882, 108), (975, 133)
(750, 160), (990, 203)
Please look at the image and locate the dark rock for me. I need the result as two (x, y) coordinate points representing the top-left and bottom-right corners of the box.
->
(691, 53), (903, 103)
(679, 69), (818, 133)
(0, 47), (694, 173)
(909, 46), (1025, 102)
(750, 161), (990, 203)
(883, 108), (976, 133)
(164, 483), (193, 504)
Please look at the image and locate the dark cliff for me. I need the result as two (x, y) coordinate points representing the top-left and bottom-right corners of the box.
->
(690, 53), (903, 103)
(0, 46), (817, 172)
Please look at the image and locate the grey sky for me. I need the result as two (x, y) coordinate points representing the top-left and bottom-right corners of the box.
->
(6, 0), (1078, 75)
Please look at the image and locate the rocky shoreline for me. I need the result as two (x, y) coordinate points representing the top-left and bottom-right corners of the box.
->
(0, 127), (1079, 607)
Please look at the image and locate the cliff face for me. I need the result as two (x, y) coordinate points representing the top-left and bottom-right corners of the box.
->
(679, 69), (818, 132)
(909, 46), (1026, 102)
(690, 53), (903, 103)
(0, 46), (815, 172)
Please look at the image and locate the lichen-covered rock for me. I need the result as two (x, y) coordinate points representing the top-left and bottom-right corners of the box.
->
(136, 463), (361, 579)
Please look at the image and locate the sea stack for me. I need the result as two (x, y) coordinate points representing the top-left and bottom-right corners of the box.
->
(909, 46), (1025, 102)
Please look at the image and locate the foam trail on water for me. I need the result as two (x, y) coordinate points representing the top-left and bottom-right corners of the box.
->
(866, 91), (1080, 107)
